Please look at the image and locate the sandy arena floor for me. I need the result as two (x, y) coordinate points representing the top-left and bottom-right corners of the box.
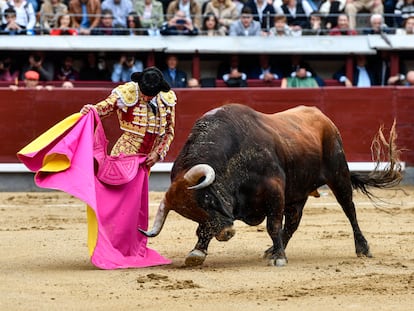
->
(0, 187), (413, 311)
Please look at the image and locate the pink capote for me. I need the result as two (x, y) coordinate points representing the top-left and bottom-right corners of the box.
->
(17, 110), (171, 269)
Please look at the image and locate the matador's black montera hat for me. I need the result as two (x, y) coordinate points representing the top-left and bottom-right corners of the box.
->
(131, 66), (171, 97)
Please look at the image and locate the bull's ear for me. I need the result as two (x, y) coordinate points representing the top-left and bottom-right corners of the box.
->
(211, 189), (234, 219)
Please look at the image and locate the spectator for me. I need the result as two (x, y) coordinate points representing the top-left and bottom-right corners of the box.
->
(0, 7), (26, 34)
(268, 14), (293, 36)
(21, 52), (54, 81)
(282, 54), (308, 79)
(248, 54), (283, 81)
(91, 9), (124, 35)
(282, 54), (325, 86)
(383, 0), (398, 27)
(203, 0), (239, 34)
(0, 56), (19, 82)
(54, 55), (80, 81)
(373, 50), (407, 85)
(396, 15), (414, 33)
(302, 11), (326, 35)
(280, 67), (319, 87)
(362, 13), (395, 34)
(329, 13), (358, 35)
(276, 0), (314, 36)
(11, 70), (40, 89)
(394, 0), (414, 28)
(187, 77), (201, 87)
(166, 0), (202, 29)
(344, 0), (384, 30)
(69, 0), (101, 35)
(9, 70), (52, 90)
(49, 13), (79, 35)
(38, 0), (68, 32)
(101, 0), (132, 28)
(217, 54), (248, 87)
(319, 0), (346, 29)
(79, 52), (111, 81)
(160, 9), (199, 35)
(279, 54), (321, 88)
(244, 0), (276, 32)
(61, 80), (74, 88)
(161, 54), (188, 88)
(406, 70), (414, 85)
(333, 54), (380, 87)
(200, 11), (227, 35)
(228, 5), (262, 36)
(1, 0), (36, 34)
(111, 53), (144, 82)
(123, 11), (148, 35)
(134, 0), (164, 34)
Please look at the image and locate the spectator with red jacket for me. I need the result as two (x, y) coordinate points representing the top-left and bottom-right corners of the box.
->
(329, 13), (358, 35)
(49, 13), (78, 35)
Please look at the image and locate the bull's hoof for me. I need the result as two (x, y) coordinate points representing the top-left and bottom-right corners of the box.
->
(215, 227), (236, 241)
(263, 246), (273, 259)
(357, 250), (373, 258)
(185, 249), (207, 267)
(268, 258), (288, 267)
(356, 242), (372, 258)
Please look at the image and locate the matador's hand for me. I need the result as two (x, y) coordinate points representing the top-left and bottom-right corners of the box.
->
(80, 104), (96, 115)
(146, 151), (160, 168)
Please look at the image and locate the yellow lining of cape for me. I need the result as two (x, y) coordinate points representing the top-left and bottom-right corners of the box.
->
(87, 205), (98, 257)
(17, 112), (99, 260)
(18, 113), (82, 155)
(40, 153), (71, 172)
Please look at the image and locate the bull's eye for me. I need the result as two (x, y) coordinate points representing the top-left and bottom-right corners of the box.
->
(203, 194), (215, 207)
(204, 194), (211, 205)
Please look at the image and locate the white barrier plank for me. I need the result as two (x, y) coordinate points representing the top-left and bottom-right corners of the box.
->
(0, 162), (405, 173)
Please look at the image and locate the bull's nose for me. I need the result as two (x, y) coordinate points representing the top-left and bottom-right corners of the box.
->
(215, 226), (236, 241)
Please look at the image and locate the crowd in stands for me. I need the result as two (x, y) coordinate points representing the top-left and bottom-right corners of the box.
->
(1, 0), (414, 87)
(1, 49), (413, 87)
(0, 0), (413, 36)
(213, 51), (413, 86)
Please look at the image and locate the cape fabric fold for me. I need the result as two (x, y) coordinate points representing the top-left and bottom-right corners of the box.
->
(17, 111), (171, 269)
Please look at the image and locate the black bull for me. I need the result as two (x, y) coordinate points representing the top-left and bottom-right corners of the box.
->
(140, 104), (402, 266)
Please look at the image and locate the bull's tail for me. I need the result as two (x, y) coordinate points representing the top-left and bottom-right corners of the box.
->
(350, 120), (403, 198)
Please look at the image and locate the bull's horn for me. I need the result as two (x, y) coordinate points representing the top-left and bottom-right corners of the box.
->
(138, 199), (169, 237)
(184, 164), (215, 190)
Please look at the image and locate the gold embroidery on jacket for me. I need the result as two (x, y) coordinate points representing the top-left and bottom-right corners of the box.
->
(94, 87), (177, 159)
(113, 82), (139, 107)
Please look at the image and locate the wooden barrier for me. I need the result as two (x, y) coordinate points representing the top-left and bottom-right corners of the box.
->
(0, 79), (342, 88)
(2, 86), (413, 166)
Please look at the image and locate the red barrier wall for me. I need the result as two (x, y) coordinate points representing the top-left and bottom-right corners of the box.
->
(2, 87), (413, 165)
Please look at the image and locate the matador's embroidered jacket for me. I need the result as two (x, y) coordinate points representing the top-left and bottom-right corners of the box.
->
(93, 81), (176, 160)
